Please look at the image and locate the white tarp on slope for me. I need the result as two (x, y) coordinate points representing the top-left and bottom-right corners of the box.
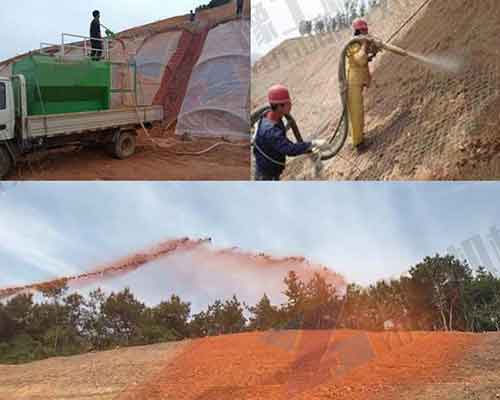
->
(134, 31), (182, 105)
(109, 31), (182, 107)
(176, 20), (250, 139)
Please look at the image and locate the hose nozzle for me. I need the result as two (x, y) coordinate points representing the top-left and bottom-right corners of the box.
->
(365, 36), (409, 57)
(379, 41), (409, 57)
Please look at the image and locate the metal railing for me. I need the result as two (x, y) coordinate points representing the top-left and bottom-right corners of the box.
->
(39, 33), (111, 60)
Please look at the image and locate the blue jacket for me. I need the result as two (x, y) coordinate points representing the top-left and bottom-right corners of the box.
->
(253, 117), (312, 177)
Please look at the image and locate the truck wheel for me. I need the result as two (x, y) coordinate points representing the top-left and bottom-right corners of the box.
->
(0, 146), (13, 180)
(112, 131), (137, 160)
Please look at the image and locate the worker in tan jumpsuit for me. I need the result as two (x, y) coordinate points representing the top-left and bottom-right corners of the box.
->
(345, 18), (373, 150)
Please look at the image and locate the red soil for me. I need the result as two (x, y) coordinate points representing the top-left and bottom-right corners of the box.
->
(9, 132), (250, 181)
(118, 330), (479, 400)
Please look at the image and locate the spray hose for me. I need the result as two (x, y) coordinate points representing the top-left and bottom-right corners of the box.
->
(134, 101), (247, 157)
(250, 37), (359, 163)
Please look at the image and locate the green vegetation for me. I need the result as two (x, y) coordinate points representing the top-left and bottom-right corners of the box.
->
(299, 0), (383, 36)
(1, 254), (499, 364)
(196, 0), (232, 12)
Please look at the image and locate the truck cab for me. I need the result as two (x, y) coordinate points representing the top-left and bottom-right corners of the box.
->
(0, 77), (15, 142)
(0, 77), (16, 178)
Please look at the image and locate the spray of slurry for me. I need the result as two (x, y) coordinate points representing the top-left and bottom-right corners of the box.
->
(0, 238), (207, 299)
(407, 51), (463, 74)
(188, 246), (346, 290)
(0, 237), (346, 299)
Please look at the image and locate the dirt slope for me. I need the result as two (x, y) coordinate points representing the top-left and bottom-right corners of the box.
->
(2, 330), (496, 400)
(252, 0), (500, 180)
(387, 332), (500, 400)
(0, 341), (187, 400)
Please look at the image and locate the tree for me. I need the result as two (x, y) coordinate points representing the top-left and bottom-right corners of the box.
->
(359, 0), (367, 17)
(189, 296), (246, 337)
(40, 283), (68, 353)
(0, 303), (15, 342)
(4, 294), (34, 334)
(81, 288), (108, 349)
(409, 254), (472, 331)
(102, 288), (145, 346)
(306, 21), (313, 35)
(221, 295), (246, 334)
(153, 295), (191, 339)
(283, 271), (306, 328)
(248, 294), (279, 330)
(299, 20), (312, 36)
(299, 21), (309, 36)
(349, 0), (360, 22)
(197, 0), (231, 11)
(303, 272), (339, 329)
(468, 267), (500, 331)
(314, 19), (325, 35)
(189, 310), (209, 338)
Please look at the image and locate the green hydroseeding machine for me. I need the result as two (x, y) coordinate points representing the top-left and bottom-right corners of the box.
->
(0, 55), (163, 178)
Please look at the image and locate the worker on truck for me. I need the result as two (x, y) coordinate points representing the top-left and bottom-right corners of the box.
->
(253, 85), (325, 181)
(90, 10), (103, 61)
(345, 18), (376, 151)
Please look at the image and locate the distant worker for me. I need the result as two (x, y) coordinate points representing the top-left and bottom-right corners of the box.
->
(236, 0), (244, 16)
(90, 10), (103, 61)
(253, 85), (326, 181)
(345, 18), (376, 151)
(190, 10), (196, 22)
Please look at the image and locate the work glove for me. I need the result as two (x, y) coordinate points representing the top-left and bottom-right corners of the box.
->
(311, 139), (328, 153)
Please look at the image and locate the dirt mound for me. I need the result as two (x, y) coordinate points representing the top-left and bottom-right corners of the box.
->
(119, 330), (481, 400)
(252, 0), (500, 180)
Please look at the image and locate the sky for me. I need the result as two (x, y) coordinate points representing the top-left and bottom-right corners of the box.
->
(252, 0), (343, 57)
(1, 182), (500, 312)
(0, 0), (208, 60)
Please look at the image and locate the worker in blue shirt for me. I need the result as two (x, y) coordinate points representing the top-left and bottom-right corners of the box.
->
(253, 84), (325, 180)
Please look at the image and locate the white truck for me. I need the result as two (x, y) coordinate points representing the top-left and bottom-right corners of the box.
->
(0, 75), (163, 179)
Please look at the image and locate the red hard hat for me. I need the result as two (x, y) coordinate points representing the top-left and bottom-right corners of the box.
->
(268, 84), (291, 104)
(352, 18), (368, 32)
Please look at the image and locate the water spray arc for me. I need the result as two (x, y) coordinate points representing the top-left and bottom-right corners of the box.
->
(0, 237), (346, 300)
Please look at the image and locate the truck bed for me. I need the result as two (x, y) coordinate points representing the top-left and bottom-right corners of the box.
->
(26, 106), (164, 138)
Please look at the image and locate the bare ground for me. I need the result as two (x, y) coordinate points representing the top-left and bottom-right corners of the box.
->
(2, 331), (498, 400)
(9, 133), (250, 181)
(0, 341), (188, 400)
(383, 332), (500, 400)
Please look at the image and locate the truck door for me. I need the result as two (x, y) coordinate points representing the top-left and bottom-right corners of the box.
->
(0, 80), (14, 141)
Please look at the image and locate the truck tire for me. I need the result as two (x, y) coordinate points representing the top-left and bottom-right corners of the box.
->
(112, 131), (137, 160)
(0, 146), (13, 180)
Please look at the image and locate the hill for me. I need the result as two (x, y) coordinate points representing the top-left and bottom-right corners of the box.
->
(2, 330), (498, 400)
